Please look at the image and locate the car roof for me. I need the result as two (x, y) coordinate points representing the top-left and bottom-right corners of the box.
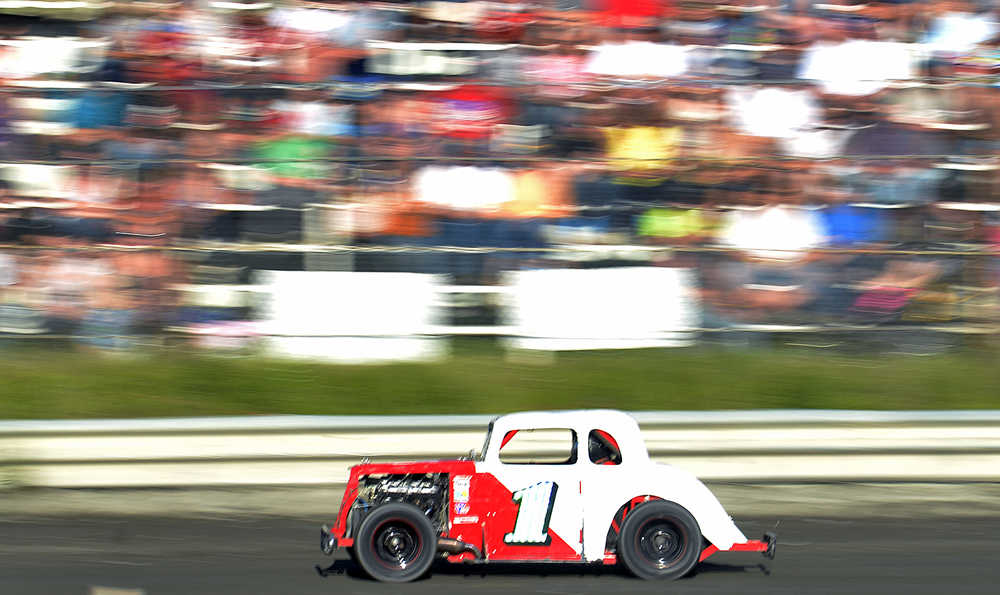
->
(485, 409), (649, 463)
(490, 409), (640, 434)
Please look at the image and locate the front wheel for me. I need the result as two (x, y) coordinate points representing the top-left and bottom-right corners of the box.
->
(617, 500), (701, 580)
(353, 502), (437, 583)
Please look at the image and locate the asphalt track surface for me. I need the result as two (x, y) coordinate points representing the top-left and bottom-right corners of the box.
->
(2, 515), (998, 594)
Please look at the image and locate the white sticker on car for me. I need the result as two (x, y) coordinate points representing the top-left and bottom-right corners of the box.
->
(453, 475), (471, 502)
(504, 481), (558, 545)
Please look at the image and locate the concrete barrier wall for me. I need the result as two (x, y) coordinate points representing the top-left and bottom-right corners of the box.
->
(2, 411), (999, 488)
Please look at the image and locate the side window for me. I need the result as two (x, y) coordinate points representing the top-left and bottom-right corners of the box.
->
(588, 429), (622, 465)
(498, 428), (578, 465)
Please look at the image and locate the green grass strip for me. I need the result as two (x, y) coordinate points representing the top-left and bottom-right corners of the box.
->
(1, 341), (998, 419)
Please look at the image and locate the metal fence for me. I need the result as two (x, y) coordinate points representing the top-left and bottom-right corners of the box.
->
(2, 411), (999, 488)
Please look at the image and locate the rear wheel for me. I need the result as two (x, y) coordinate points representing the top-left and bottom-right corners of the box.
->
(617, 500), (701, 580)
(353, 502), (436, 583)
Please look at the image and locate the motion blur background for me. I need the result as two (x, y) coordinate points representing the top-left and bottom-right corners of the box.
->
(1, 4), (999, 593)
(0, 0), (998, 415)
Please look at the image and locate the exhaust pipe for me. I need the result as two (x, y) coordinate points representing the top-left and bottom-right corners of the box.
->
(437, 537), (482, 559)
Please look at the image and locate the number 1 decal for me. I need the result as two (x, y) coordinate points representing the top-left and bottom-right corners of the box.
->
(504, 481), (558, 545)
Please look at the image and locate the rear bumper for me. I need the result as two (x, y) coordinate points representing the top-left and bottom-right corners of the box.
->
(699, 532), (777, 562)
(764, 531), (777, 559)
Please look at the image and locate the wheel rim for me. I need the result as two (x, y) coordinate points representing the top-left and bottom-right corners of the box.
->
(371, 519), (423, 571)
(635, 519), (686, 569)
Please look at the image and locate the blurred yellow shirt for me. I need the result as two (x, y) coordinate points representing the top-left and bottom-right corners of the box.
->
(603, 126), (680, 171)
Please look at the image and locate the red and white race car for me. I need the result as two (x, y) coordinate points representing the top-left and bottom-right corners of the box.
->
(318, 409), (776, 582)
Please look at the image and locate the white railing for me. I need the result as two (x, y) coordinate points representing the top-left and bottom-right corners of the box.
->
(2, 411), (999, 488)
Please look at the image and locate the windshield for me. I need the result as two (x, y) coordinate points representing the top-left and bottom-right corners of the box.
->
(478, 420), (494, 462)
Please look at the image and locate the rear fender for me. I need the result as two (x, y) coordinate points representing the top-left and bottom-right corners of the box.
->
(591, 465), (747, 560)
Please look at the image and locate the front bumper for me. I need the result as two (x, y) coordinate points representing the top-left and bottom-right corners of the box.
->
(320, 524), (354, 556)
(320, 525), (338, 555)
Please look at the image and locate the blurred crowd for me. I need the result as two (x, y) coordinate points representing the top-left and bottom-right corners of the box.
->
(1, 0), (999, 346)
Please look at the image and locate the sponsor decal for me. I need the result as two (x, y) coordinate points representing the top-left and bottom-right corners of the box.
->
(453, 515), (479, 524)
(454, 501), (470, 514)
(453, 475), (471, 502)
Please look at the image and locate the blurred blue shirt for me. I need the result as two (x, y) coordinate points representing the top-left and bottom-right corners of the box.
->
(821, 205), (888, 246)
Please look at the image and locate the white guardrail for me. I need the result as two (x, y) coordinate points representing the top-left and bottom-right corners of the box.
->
(1, 411), (1000, 488)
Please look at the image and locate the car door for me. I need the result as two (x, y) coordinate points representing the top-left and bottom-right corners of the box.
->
(473, 427), (584, 561)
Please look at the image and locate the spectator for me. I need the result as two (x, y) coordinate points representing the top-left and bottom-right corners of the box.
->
(715, 167), (827, 321)
(0, 0), (994, 348)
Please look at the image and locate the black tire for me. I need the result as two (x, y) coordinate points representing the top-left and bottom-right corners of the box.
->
(353, 502), (437, 583)
(617, 500), (701, 580)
